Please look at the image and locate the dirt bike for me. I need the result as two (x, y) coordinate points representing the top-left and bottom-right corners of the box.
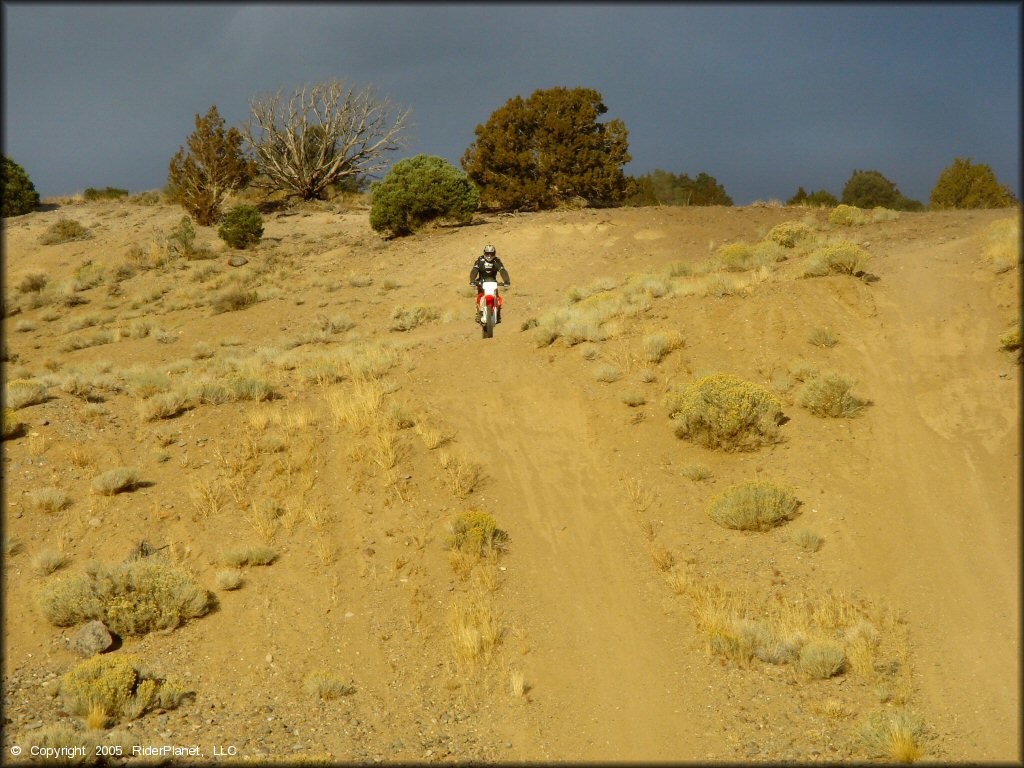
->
(473, 280), (508, 339)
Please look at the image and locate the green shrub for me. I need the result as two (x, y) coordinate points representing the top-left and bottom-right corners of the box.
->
(829, 204), (865, 227)
(83, 187), (129, 201)
(169, 105), (252, 225)
(841, 169), (921, 211)
(446, 510), (509, 557)
(794, 189), (838, 208)
(799, 372), (867, 417)
(462, 86), (630, 210)
(59, 653), (191, 724)
(370, 154), (479, 237)
(167, 215), (196, 257)
(802, 241), (870, 277)
(707, 480), (800, 531)
(1, 155), (40, 216)
(667, 373), (784, 451)
(40, 218), (93, 245)
(930, 156), (1018, 209)
(38, 558), (211, 635)
(766, 221), (814, 248)
(217, 204), (263, 249)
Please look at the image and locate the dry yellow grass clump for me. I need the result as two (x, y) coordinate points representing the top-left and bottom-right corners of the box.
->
(983, 216), (1020, 273)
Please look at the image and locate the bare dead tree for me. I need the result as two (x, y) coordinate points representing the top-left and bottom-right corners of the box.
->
(243, 79), (411, 200)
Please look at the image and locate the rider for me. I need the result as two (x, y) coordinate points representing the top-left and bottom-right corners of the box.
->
(468, 245), (511, 324)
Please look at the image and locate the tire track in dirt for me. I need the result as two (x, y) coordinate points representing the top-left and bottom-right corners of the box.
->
(412, 330), (717, 760)
(852, 242), (1019, 759)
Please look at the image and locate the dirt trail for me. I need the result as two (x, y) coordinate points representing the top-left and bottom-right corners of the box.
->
(852, 239), (1019, 759)
(411, 327), (717, 760)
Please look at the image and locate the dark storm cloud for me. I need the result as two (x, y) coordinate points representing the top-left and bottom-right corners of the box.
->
(3, 3), (1019, 204)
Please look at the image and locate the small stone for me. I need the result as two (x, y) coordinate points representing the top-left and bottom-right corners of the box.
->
(266, 653), (273, 663)
(71, 620), (114, 657)
(88, 517), (102, 528)
(228, 255), (249, 267)
(37, 419), (49, 427)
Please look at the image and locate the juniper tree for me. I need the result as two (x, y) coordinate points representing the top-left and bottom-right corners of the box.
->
(167, 105), (252, 225)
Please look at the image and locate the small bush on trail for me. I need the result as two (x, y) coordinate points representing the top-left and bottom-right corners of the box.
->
(389, 304), (440, 331)
(767, 220), (815, 248)
(304, 670), (354, 700)
(983, 216), (1020, 273)
(211, 286), (258, 313)
(829, 204), (865, 226)
(807, 327), (839, 347)
(707, 480), (800, 531)
(799, 372), (867, 417)
(858, 707), (926, 762)
(40, 218), (93, 245)
(446, 511), (508, 558)
(6, 379), (50, 409)
(38, 558), (211, 636)
(59, 654), (191, 724)
(797, 640), (847, 678)
(222, 546), (278, 567)
(167, 216), (196, 257)
(667, 373), (783, 451)
(91, 467), (143, 495)
(802, 241), (870, 277)
(18, 272), (49, 293)
(3, 408), (25, 439)
(217, 204), (263, 249)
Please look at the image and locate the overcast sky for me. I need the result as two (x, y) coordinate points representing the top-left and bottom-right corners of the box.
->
(3, 2), (1020, 205)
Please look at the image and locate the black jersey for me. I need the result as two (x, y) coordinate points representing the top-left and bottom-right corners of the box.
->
(469, 256), (510, 285)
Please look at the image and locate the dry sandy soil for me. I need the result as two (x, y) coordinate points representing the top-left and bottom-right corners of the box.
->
(1, 195), (1019, 764)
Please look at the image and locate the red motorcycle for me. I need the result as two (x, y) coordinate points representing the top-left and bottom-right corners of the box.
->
(473, 279), (508, 339)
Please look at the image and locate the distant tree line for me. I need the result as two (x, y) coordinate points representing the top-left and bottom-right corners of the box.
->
(624, 169), (733, 207)
(2, 79), (1018, 233)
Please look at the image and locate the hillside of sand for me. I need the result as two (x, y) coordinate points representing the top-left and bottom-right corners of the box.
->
(2, 196), (1020, 763)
